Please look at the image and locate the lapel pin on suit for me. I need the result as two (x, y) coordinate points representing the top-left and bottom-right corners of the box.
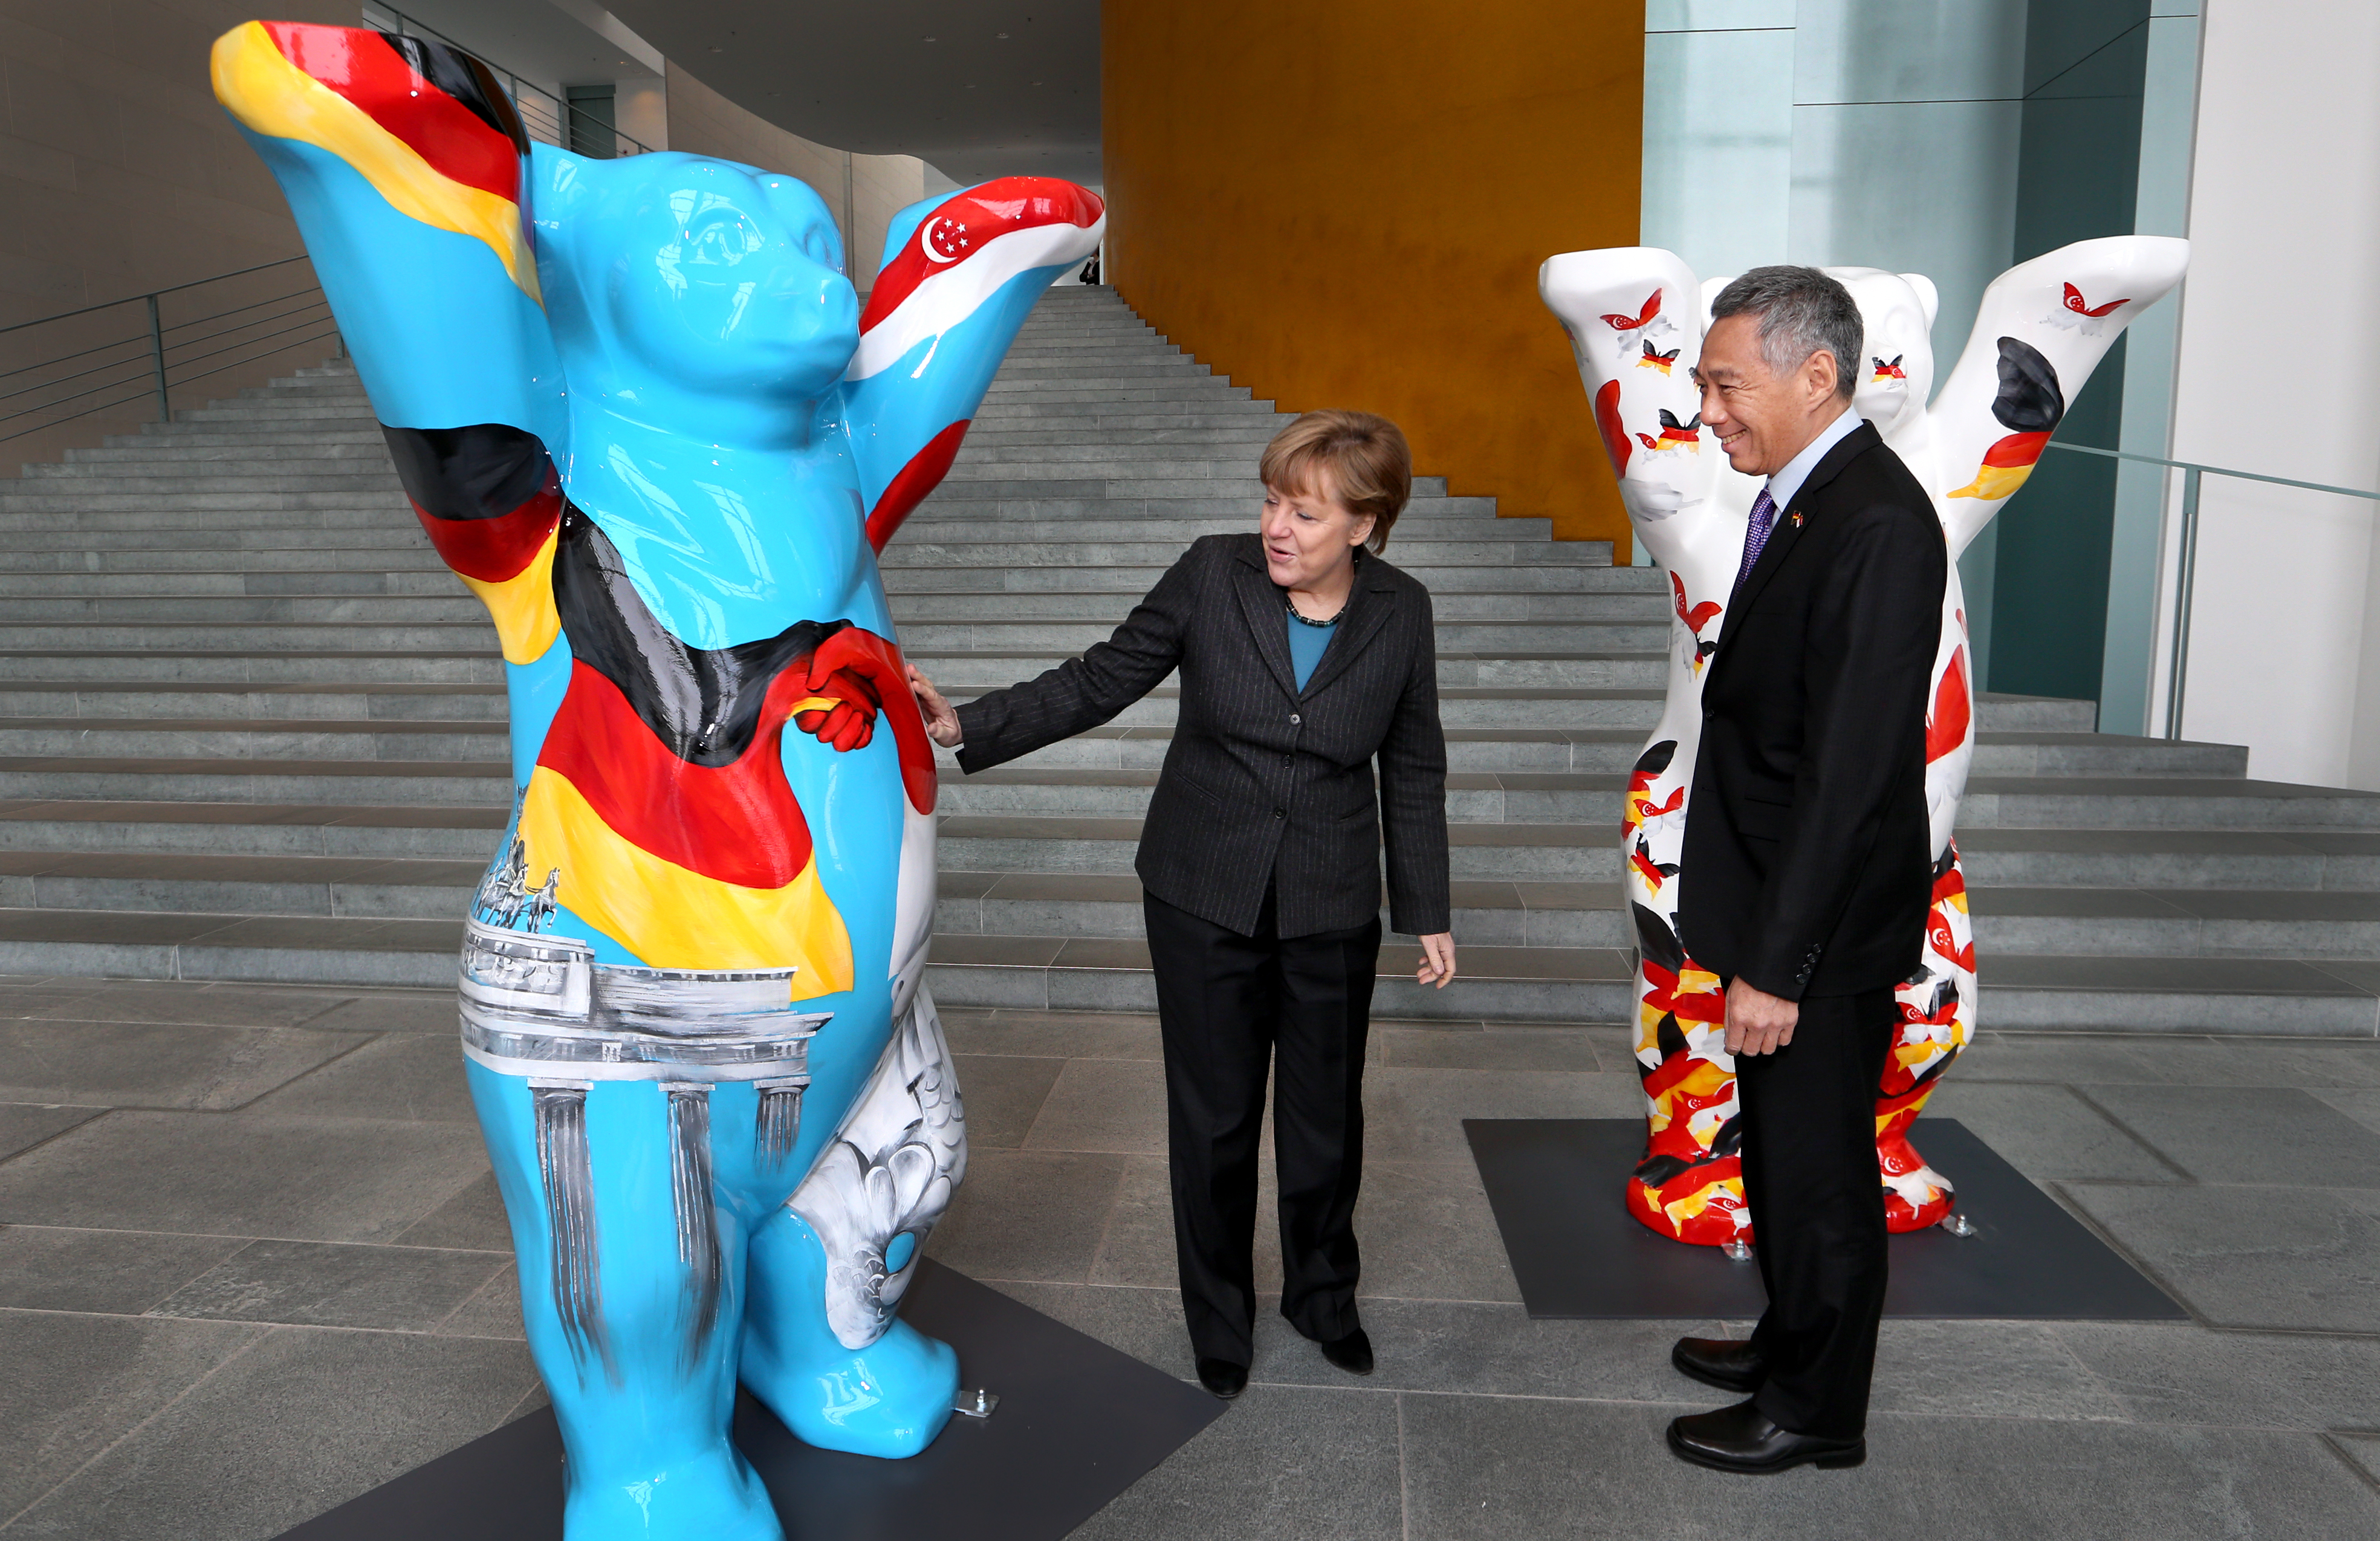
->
(1790, 510), (1804, 528)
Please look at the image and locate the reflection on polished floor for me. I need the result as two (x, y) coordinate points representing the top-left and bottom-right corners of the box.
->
(5, 977), (2380, 1537)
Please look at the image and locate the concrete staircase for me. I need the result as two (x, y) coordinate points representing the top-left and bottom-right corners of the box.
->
(4, 285), (2378, 1036)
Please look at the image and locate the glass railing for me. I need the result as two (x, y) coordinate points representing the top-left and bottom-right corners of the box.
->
(2040, 440), (2380, 741)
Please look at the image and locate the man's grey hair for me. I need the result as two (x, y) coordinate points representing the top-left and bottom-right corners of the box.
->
(1709, 265), (1863, 401)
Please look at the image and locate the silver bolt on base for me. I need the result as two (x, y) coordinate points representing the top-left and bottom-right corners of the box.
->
(954, 1387), (999, 1419)
(1721, 1238), (1754, 1262)
(1939, 1212), (1978, 1238)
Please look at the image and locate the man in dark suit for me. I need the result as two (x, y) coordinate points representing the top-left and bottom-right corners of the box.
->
(907, 413), (1454, 1401)
(1664, 267), (1947, 1473)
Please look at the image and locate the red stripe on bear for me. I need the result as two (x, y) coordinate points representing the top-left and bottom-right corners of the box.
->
(261, 22), (520, 204)
(864, 419), (970, 554)
(537, 661), (816, 891)
(409, 471), (563, 583)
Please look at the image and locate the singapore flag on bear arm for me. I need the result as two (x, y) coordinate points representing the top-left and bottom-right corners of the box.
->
(841, 177), (1106, 551)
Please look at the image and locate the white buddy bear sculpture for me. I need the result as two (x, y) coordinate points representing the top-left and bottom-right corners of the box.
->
(1539, 236), (2188, 1245)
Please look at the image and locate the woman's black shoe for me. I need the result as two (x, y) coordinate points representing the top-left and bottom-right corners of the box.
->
(1671, 1335), (1767, 1393)
(1197, 1357), (1249, 1399)
(1320, 1328), (1375, 1376)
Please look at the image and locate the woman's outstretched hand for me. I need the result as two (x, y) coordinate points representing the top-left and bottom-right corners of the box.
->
(908, 664), (963, 748)
(1417, 933), (1457, 988)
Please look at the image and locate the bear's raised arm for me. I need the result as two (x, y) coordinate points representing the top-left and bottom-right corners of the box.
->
(1926, 235), (2188, 555)
(210, 21), (564, 445)
(1537, 247), (1723, 571)
(840, 178), (1105, 550)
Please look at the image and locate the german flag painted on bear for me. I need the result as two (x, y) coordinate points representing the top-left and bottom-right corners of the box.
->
(210, 21), (540, 303)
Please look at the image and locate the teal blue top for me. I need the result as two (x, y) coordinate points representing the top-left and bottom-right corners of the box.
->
(1287, 611), (1338, 690)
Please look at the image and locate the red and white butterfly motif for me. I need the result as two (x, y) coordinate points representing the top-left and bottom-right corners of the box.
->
(1601, 288), (1661, 334)
(2062, 282), (2128, 319)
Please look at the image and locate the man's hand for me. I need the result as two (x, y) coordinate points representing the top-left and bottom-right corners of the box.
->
(1723, 978), (1798, 1057)
(1416, 933), (1457, 989)
(908, 664), (962, 748)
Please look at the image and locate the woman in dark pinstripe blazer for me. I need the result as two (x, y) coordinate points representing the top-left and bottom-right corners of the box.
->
(909, 410), (1454, 1401)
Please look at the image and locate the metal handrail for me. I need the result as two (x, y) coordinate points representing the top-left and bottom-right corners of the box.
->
(0, 256), (337, 446)
(2040, 439), (2380, 741)
(0, 256), (311, 337)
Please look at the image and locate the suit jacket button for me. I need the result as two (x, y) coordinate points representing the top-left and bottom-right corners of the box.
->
(1289, 713), (1302, 725)
(1273, 808), (1285, 819)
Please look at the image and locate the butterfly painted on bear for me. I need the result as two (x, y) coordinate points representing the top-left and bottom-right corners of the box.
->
(1872, 354), (1907, 381)
(2062, 283), (2129, 318)
(1638, 341), (1681, 375)
(1635, 409), (1701, 453)
(1601, 289), (1661, 333)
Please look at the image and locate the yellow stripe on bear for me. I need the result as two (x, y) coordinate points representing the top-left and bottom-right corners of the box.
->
(455, 527), (562, 664)
(210, 22), (541, 303)
(1946, 461), (2034, 502)
(516, 765), (854, 990)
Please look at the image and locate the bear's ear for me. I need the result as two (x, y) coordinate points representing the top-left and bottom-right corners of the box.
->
(1901, 273), (1941, 328)
(1698, 274), (1732, 325)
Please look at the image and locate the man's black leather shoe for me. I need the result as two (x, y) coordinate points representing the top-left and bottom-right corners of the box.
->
(1318, 1328), (1374, 1376)
(1671, 1335), (1766, 1393)
(1196, 1357), (1248, 1400)
(1665, 1399), (1865, 1473)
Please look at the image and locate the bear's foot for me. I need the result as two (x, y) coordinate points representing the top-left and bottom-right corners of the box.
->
(744, 1316), (959, 1459)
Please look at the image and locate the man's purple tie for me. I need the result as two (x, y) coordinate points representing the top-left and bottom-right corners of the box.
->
(1733, 487), (1779, 596)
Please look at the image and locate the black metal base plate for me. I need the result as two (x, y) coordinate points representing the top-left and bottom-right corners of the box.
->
(273, 1260), (1222, 1540)
(1464, 1118), (2185, 1321)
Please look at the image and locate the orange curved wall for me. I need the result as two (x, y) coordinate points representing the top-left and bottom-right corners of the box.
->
(1101, 1), (1643, 549)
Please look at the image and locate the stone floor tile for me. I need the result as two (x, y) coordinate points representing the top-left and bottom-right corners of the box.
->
(988, 1279), (1195, 1378)
(2314, 1086), (2380, 1135)
(925, 1149), (1129, 1283)
(1376, 1025), (1598, 1072)
(1864, 1319), (2128, 1423)
(0, 1101), (104, 1160)
(1963, 1031), (2255, 1086)
(2230, 1039), (2380, 1088)
(244, 1031), (476, 1124)
(0, 982), (108, 1018)
(146, 1238), (507, 1331)
(1916, 1082), (2183, 1183)
(0, 1020), (360, 1110)
(0, 1226), (247, 1315)
(1086, 1154), (1182, 1290)
(1361, 1067), (1632, 1163)
(1024, 1055), (1169, 1155)
(22, 981), (356, 1028)
(2061, 1182), (2380, 1332)
(1399, 1396), (2380, 1539)
(1346, 1160), (1523, 1306)
(942, 1008), (1164, 1061)
(1249, 1297), (1721, 1404)
(299, 991), (456, 1034)
(950, 1053), (1064, 1149)
(2329, 1432), (2380, 1490)
(0, 1309), (263, 1522)
(2088, 1085), (2380, 1185)
(1069, 1382), (1402, 1541)
(2058, 1321), (2380, 1432)
(393, 1170), (511, 1251)
(5, 1325), (536, 1540)
(434, 1262), (526, 1341)
(0, 1111), (493, 1245)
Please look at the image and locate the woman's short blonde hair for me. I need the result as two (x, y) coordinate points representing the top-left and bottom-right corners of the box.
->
(1258, 409), (1412, 552)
